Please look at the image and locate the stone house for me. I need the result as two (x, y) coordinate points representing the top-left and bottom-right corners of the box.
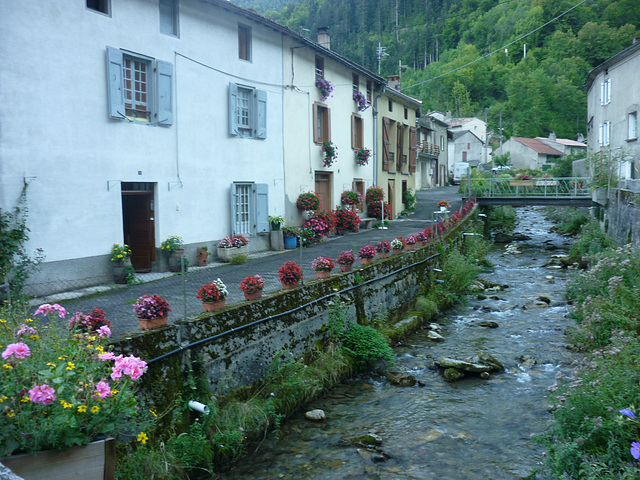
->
(493, 137), (563, 171)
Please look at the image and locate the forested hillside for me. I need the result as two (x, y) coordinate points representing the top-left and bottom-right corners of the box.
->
(233, 0), (639, 144)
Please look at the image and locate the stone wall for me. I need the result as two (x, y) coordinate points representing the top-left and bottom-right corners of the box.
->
(113, 214), (476, 413)
(595, 180), (640, 247)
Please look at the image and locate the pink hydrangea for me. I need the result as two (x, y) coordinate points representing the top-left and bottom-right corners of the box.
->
(111, 355), (148, 381)
(28, 384), (56, 405)
(97, 325), (111, 338)
(16, 325), (37, 336)
(34, 303), (66, 319)
(2, 342), (31, 359)
(94, 380), (112, 398)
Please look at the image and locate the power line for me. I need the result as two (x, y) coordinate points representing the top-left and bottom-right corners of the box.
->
(402, 0), (590, 91)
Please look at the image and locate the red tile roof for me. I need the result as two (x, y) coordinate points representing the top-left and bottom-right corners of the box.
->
(513, 137), (563, 155)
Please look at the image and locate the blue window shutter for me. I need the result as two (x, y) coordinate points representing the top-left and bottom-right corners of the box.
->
(156, 60), (173, 126)
(256, 89), (267, 139)
(230, 184), (238, 235)
(255, 183), (269, 233)
(229, 83), (239, 136)
(106, 46), (125, 119)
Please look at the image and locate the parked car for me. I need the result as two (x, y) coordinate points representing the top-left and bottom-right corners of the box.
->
(491, 165), (512, 174)
(451, 162), (472, 185)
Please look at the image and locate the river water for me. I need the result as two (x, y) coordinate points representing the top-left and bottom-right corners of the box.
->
(223, 207), (579, 480)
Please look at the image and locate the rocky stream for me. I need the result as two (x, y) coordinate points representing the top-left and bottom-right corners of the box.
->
(222, 207), (580, 480)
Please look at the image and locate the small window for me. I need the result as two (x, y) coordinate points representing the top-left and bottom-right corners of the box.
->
(351, 114), (363, 149)
(388, 99), (393, 112)
(628, 112), (638, 140)
(352, 74), (359, 95)
(87, 0), (109, 14)
(229, 83), (267, 139)
(123, 56), (151, 121)
(315, 56), (324, 79)
(599, 121), (611, 146)
(159, 0), (179, 36)
(601, 79), (611, 106)
(404, 107), (408, 120)
(366, 80), (372, 103)
(238, 24), (252, 61)
(313, 102), (331, 144)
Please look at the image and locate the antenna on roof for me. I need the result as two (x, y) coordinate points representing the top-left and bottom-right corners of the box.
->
(376, 42), (389, 75)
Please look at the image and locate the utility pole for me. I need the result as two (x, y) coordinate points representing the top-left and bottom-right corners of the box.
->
(376, 42), (388, 75)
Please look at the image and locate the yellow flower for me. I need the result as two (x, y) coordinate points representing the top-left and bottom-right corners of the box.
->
(21, 396), (30, 403)
(58, 356), (66, 360)
(0, 319), (6, 323)
(150, 409), (157, 417)
(2, 364), (13, 370)
(86, 344), (94, 350)
(66, 362), (75, 371)
(91, 406), (100, 413)
(111, 389), (119, 396)
(0, 395), (8, 402)
(7, 412), (14, 418)
(29, 334), (39, 340)
(78, 405), (87, 413)
(95, 345), (104, 353)
(61, 400), (72, 409)
(46, 362), (56, 367)
(25, 318), (33, 323)
(137, 432), (149, 444)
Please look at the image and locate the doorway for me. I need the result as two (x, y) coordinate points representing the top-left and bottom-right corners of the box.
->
(121, 183), (155, 272)
(314, 172), (332, 211)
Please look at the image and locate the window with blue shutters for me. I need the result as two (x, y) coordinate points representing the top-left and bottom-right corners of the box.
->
(106, 46), (173, 126)
(229, 83), (267, 139)
(231, 182), (269, 236)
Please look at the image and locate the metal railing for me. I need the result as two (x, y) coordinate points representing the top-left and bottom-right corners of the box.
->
(464, 177), (591, 198)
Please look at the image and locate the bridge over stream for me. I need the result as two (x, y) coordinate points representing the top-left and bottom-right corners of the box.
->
(464, 176), (594, 207)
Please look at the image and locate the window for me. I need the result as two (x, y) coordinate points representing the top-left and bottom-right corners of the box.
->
(404, 107), (408, 120)
(397, 123), (404, 171)
(313, 102), (331, 144)
(229, 83), (267, 139)
(238, 24), (251, 61)
(87, 0), (109, 14)
(598, 121), (611, 146)
(106, 47), (173, 126)
(628, 112), (638, 140)
(351, 114), (363, 149)
(352, 74), (359, 95)
(440, 135), (444, 150)
(159, 0), (179, 36)
(366, 80), (372, 103)
(601, 79), (611, 105)
(388, 99), (393, 112)
(315, 56), (324, 79)
(231, 182), (269, 236)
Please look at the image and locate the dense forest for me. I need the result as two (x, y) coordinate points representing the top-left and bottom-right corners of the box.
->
(231, 0), (639, 145)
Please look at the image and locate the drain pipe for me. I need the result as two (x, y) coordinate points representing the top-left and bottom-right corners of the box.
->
(147, 252), (441, 365)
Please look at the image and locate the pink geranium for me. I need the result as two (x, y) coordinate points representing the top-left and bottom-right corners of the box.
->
(28, 384), (56, 405)
(111, 355), (148, 381)
(34, 303), (66, 318)
(94, 380), (112, 398)
(16, 325), (37, 336)
(97, 325), (111, 338)
(2, 342), (31, 359)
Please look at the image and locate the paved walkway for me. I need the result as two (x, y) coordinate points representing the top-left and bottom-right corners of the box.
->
(37, 187), (464, 340)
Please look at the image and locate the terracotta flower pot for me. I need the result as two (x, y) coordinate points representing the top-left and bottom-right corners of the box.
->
(244, 290), (263, 301)
(281, 280), (300, 290)
(392, 249), (402, 255)
(378, 252), (389, 259)
(339, 264), (353, 272)
(197, 248), (208, 266)
(360, 257), (373, 266)
(405, 245), (415, 251)
(202, 299), (226, 312)
(138, 315), (168, 330)
(168, 250), (185, 272)
(416, 241), (425, 247)
(315, 271), (331, 280)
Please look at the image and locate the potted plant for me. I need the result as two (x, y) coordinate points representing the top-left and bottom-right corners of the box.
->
(282, 227), (299, 249)
(353, 91), (369, 111)
(315, 76), (334, 101)
(68, 308), (112, 334)
(217, 234), (249, 262)
(161, 235), (184, 272)
(391, 237), (405, 254)
(437, 200), (450, 211)
(312, 256), (335, 280)
(268, 215), (285, 231)
(0, 304), (149, 476)
(196, 279), (228, 312)
(239, 275), (265, 301)
(197, 245), (209, 266)
(322, 141), (337, 168)
(368, 201), (392, 220)
(111, 243), (132, 284)
(405, 234), (417, 251)
(296, 192), (320, 219)
(365, 186), (385, 204)
(278, 261), (302, 289)
(376, 240), (391, 259)
(133, 294), (172, 329)
(355, 148), (371, 166)
(333, 206), (361, 234)
(340, 190), (363, 207)
(358, 244), (376, 266)
(336, 249), (356, 272)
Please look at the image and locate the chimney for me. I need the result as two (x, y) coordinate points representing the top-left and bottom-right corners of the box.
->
(549, 131), (557, 141)
(317, 27), (330, 50)
(577, 133), (585, 143)
(633, 36), (640, 44)
(388, 75), (401, 91)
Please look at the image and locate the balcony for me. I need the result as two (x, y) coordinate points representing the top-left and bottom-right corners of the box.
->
(418, 141), (440, 157)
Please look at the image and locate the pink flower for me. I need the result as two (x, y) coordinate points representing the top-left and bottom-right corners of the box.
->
(34, 303), (66, 319)
(97, 325), (111, 338)
(111, 355), (148, 381)
(98, 352), (117, 361)
(94, 380), (112, 398)
(16, 325), (37, 336)
(2, 342), (31, 359)
(28, 384), (56, 405)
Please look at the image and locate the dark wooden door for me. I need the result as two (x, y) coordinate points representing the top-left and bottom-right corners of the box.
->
(314, 172), (332, 211)
(122, 192), (155, 272)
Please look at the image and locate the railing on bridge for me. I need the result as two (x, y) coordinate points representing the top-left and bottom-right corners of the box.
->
(464, 177), (591, 198)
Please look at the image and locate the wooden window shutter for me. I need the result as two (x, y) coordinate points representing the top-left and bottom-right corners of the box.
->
(230, 184), (238, 235)
(156, 59), (173, 126)
(106, 46), (125, 120)
(351, 114), (356, 149)
(256, 89), (267, 139)
(255, 183), (269, 233)
(313, 103), (319, 143)
(382, 117), (390, 171)
(228, 83), (239, 136)
(397, 123), (403, 170)
(409, 126), (417, 173)
(326, 107), (331, 143)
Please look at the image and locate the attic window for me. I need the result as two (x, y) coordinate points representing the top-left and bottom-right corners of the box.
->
(315, 56), (324, 79)
(87, 0), (109, 14)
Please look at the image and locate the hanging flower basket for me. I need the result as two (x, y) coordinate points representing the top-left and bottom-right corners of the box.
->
(315, 76), (334, 101)
(353, 91), (369, 111)
(355, 148), (371, 166)
(322, 141), (337, 168)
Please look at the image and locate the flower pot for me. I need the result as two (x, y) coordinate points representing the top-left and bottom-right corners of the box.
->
(377, 252), (389, 259)
(360, 257), (373, 266)
(270, 222), (281, 231)
(440, 206), (447, 212)
(202, 300), (226, 312)
(315, 271), (331, 280)
(168, 250), (185, 272)
(339, 264), (353, 272)
(244, 290), (263, 301)
(301, 210), (314, 220)
(392, 249), (402, 255)
(283, 235), (297, 250)
(281, 280), (300, 290)
(112, 258), (132, 284)
(197, 248), (208, 267)
(138, 315), (168, 330)
(217, 245), (249, 262)
(1, 438), (116, 480)
(416, 241), (425, 247)
(405, 245), (415, 251)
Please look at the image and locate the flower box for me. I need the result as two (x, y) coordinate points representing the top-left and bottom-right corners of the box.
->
(217, 244), (249, 262)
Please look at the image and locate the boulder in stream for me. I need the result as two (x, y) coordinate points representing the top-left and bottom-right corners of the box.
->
(342, 432), (383, 448)
(443, 368), (465, 382)
(427, 330), (445, 342)
(382, 371), (418, 387)
(304, 409), (326, 422)
(478, 321), (500, 328)
(522, 296), (551, 309)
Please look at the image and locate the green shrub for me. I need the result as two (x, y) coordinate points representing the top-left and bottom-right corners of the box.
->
(230, 253), (247, 265)
(568, 220), (614, 266)
(487, 205), (516, 234)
